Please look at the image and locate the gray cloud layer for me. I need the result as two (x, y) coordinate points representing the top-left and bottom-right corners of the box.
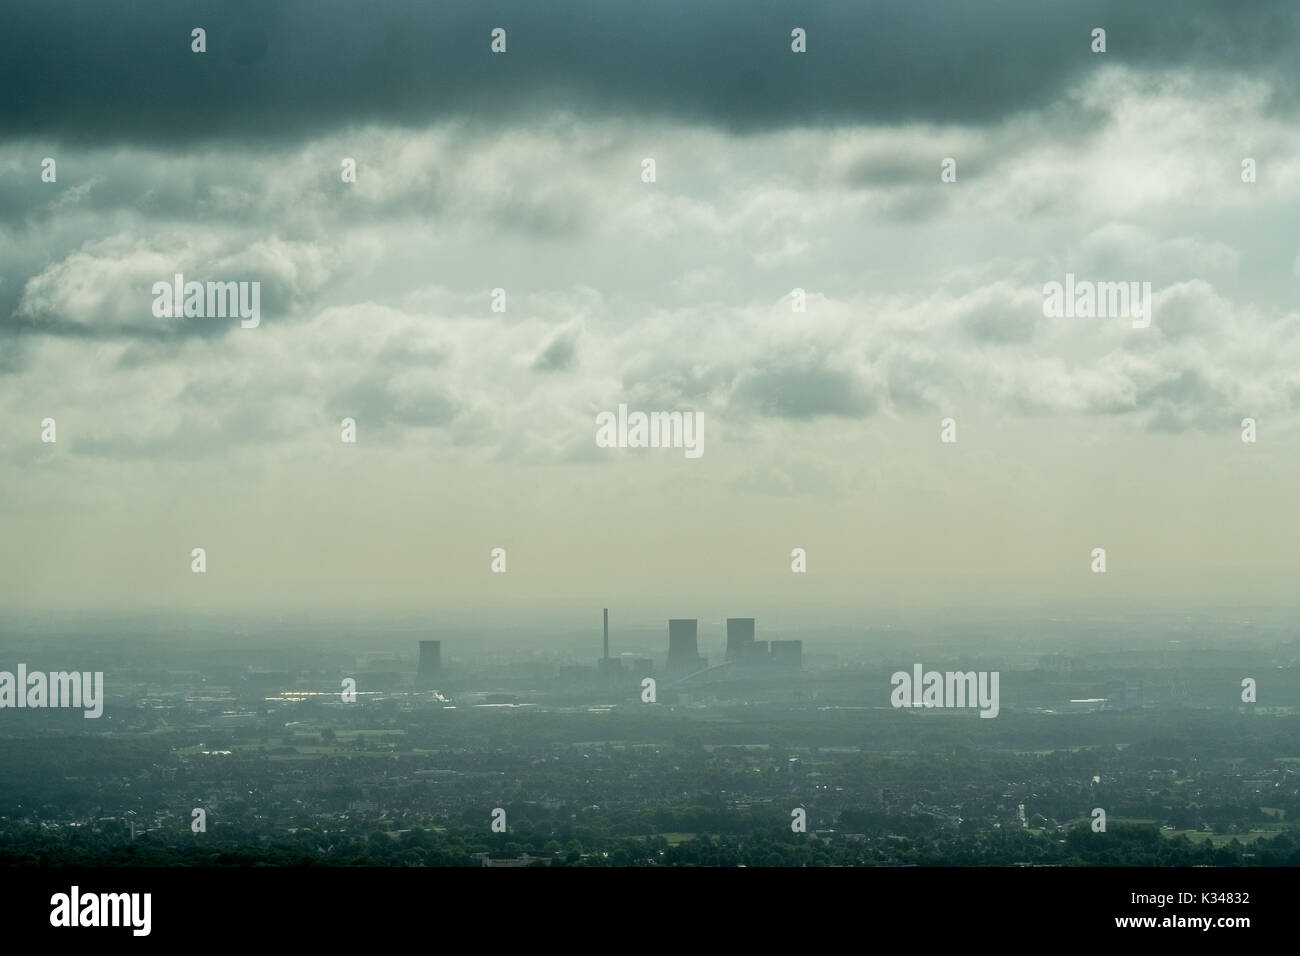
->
(4, 6), (1300, 611)
(4, 0), (1299, 145)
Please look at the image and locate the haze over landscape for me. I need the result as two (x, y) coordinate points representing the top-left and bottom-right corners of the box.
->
(1, 1), (1299, 882)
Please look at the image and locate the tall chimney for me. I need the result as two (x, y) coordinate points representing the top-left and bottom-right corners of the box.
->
(603, 608), (609, 659)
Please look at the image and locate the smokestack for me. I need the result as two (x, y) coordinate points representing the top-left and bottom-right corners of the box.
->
(603, 608), (609, 660)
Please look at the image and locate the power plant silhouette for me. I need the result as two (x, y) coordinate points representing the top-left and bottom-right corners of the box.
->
(412, 610), (800, 692)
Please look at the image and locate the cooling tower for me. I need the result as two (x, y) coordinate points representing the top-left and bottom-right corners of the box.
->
(726, 618), (755, 661)
(667, 619), (701, 677)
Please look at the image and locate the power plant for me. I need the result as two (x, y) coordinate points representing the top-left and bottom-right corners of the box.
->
(662, 617), (803, 679)
(583, 612), (804, 687)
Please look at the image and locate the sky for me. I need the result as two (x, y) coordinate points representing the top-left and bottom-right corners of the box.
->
(1, 1), (1298, 619)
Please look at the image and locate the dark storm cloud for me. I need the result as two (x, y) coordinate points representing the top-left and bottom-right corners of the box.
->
(4, 0), (1297, 145)
(532, 327), (579, 372)
(732, 360), (877, 420)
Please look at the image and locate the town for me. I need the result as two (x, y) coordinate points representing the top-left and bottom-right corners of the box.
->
(2, 609), (1297, 867)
